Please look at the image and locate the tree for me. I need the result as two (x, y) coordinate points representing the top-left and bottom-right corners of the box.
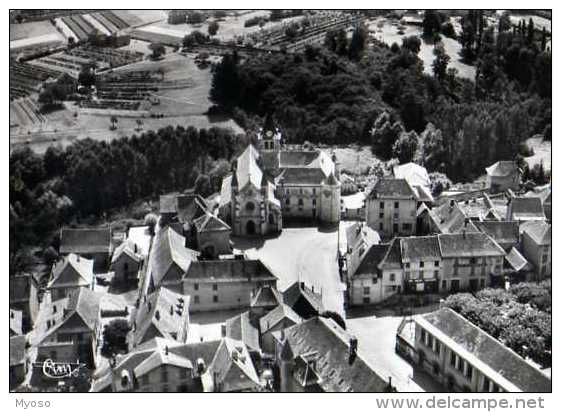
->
(392, 130), (419, 163)
(422, 10), (442, 38)
(320, 311), (346, 330)
(401, 35), (421, 54)
(110, 115), (118, 131)
(194, 174), (212, 197)
(187, 11), (205, 24)
(208, 20), (219, 36)
(101, 319), (130, 358)
(209, 52), (240, 108)
(527, 18), (535, 44)
(432, 42), (450, 82)
(145, 213), (158, 235)
(135, 118), (143, 132)
(148, 42), (166, 60)
(348, 25), (368, 60)
(371, 112), (404, 160)
(78, 66), (96, 88)
(285, 22), (300, 39)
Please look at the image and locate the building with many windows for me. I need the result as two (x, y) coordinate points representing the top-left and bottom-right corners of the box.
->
(404, 308), (551, 392)
(520, 220), (551, 280)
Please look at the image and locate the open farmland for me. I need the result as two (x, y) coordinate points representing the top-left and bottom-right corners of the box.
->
(9, 21), (65, 51)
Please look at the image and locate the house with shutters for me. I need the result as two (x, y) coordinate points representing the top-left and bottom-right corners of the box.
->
(47, 253), (95, 301)
(32, 287), (100, 366)
(365, 178), (419, 238)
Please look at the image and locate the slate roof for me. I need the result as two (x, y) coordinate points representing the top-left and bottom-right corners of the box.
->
(224, 311), (260, 353)
(367, 178), (417, 199)
(473, 221), (519, 245)
(419, 308), (551, 392)
(485, 161), (519, 178)
(400, 236), (441, 261)
(151, 227), (200, 286)
(219, 175), (233, 208)
(236, 145), (263, 190)
(48, 253), (94, 289)
(505, 247), (533, 272)
(209, 337), (261, 392)
(111, 239), (143, 265)
(509, 197), (546, 220)
(250, 284), (282, 308)
(279, 317), (391, 392)
(354, 244), (389, 277)
(10, 309), (23, 336)
(60, 228), (112, 255)
(193, 212), (231, 233)
(282, 282), (324, 313)
(10, 335), (26, 367)
(259, 303), (302, 333)
(185, 259), (278, 282)
(437, 233), (506, 258)
(520, 221), (551, 245)
(431, 203), (471, 234)
(393, 163), (431, 188)
(133, 287), (190, 347)
(34, 287), (100, 346)
(378, 238), (402, 269)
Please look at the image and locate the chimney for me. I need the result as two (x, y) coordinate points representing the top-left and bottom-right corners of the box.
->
(10, 311), (14, 319)
(134, 244), (138, 253)
(300, 281), (305, 290)
(53, 305), (57, 314)
(170, 305), (174, 316)
(164, 345), (169, 356)
(464, 218), (469, 228)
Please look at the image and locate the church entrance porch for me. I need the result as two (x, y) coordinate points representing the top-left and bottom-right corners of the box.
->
(246, 220), (256, 235)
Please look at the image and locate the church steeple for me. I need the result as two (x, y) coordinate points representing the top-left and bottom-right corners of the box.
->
(263, 112), (277, 139)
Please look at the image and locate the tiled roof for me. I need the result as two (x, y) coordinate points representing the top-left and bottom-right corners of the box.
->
(280, 317), (391, 392)
(193, 212), (231, 232)
(367, 178), (417, 199)
(34, 287), (100, 346)
(225, 311), (260, 353)
(259, 303), (302, 333)
(437, 233), (506, 258)
(400, 236), (440, 261)
(48, 253), (94, 289)
(282, 282), (324, 314)
(354, 244), (389, 277)
(236, 145), (263, 190)
(505, 247), (533, 272)
(509, 197), (546, 220)
(60, 228), (112, 255)
(393, 163), (430, 188)
(133, 287), (190, 347)
(250, 285), (282, 308)
(485, 161), (519, 177)
(520, 221), (551, 245)
(10, 335), (26, 367)
(378, 238), (402, 269)
(151, 227), (200, 286)
(10, 309), (23, 336)
(209, 337), (261, 392)
(473, 221), (519, 246)
(277, 167), (327, 185)
(111, 239), (143, 265)
(185, 259), (278, 282)
(420, 308), (551, 392)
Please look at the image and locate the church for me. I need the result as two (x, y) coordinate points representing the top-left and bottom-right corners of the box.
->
(218, 116), (342, 236)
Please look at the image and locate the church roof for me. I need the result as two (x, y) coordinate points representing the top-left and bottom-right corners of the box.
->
(236, 145), (263, 190)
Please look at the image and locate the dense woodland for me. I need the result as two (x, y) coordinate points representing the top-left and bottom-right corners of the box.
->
(10, 127), (244, 275)
(210, 12), (551, 182)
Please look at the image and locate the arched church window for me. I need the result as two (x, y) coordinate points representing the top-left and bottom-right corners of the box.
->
(246, 202), (255, 212)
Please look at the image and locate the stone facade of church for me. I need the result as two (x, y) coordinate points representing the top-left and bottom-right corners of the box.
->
(219, 120), (341, 236)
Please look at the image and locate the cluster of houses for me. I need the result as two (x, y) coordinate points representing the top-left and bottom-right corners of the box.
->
(9, 117), (552, 393)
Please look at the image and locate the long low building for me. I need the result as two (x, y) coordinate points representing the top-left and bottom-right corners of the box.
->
(398, 308), (551, 393)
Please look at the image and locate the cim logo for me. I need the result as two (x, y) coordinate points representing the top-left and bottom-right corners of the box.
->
(33, 359), (86, 379)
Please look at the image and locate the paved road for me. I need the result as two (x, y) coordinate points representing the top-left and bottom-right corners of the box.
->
(232, 225), (347, 317)
(347, 314), (445, 392)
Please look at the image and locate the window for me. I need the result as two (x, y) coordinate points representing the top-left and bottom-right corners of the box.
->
(194, 283), (199, 291)
(194, 295), (200, 304)
(312, 198), (317, 206)
(420, 261), (424, 268)
(380, 201), (385, 209)
(213, 295), (219, 303)
(419, 270), (424, 279)
(458, 357), (464, 372)
(363, 296), (370, 304)
(246, 202), (255, 212)
(394, 201), (399, 209)
(298, 198), (304, 209)
(434, 270), (439, 277)
(286, 197), (290, 205)
(435, 261), (439, 267)
(434, 340), (441, 355)
(363, 286), (370, 295)
(402, 223), (412, 231)
(450, 352), (457, 367)
(483, 377), (491, 392)
(442, 280), (447, 289)
(379, 222), (383, 231)
(405, 263), (410, 269)
(480, 278), (485, 288)
(427, 334), (433, 348)
(379, 212), (384, 219)
(466, 364), (473, 380)
(389, 273), (395, 282)
(313, 188), (316, 195)
(212, 283), (218, 291)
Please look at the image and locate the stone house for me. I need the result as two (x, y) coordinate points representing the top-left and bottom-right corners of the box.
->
(47, 253), (95, 301)
(520, 221), (551, 280)
(110, 240), (143, 284)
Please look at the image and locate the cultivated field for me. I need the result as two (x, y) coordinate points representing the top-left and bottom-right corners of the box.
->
(10, 21), (65, 51)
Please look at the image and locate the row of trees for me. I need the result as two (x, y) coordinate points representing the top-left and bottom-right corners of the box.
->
(10, 126), (243, 275)
(443, 282), (551, 367)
